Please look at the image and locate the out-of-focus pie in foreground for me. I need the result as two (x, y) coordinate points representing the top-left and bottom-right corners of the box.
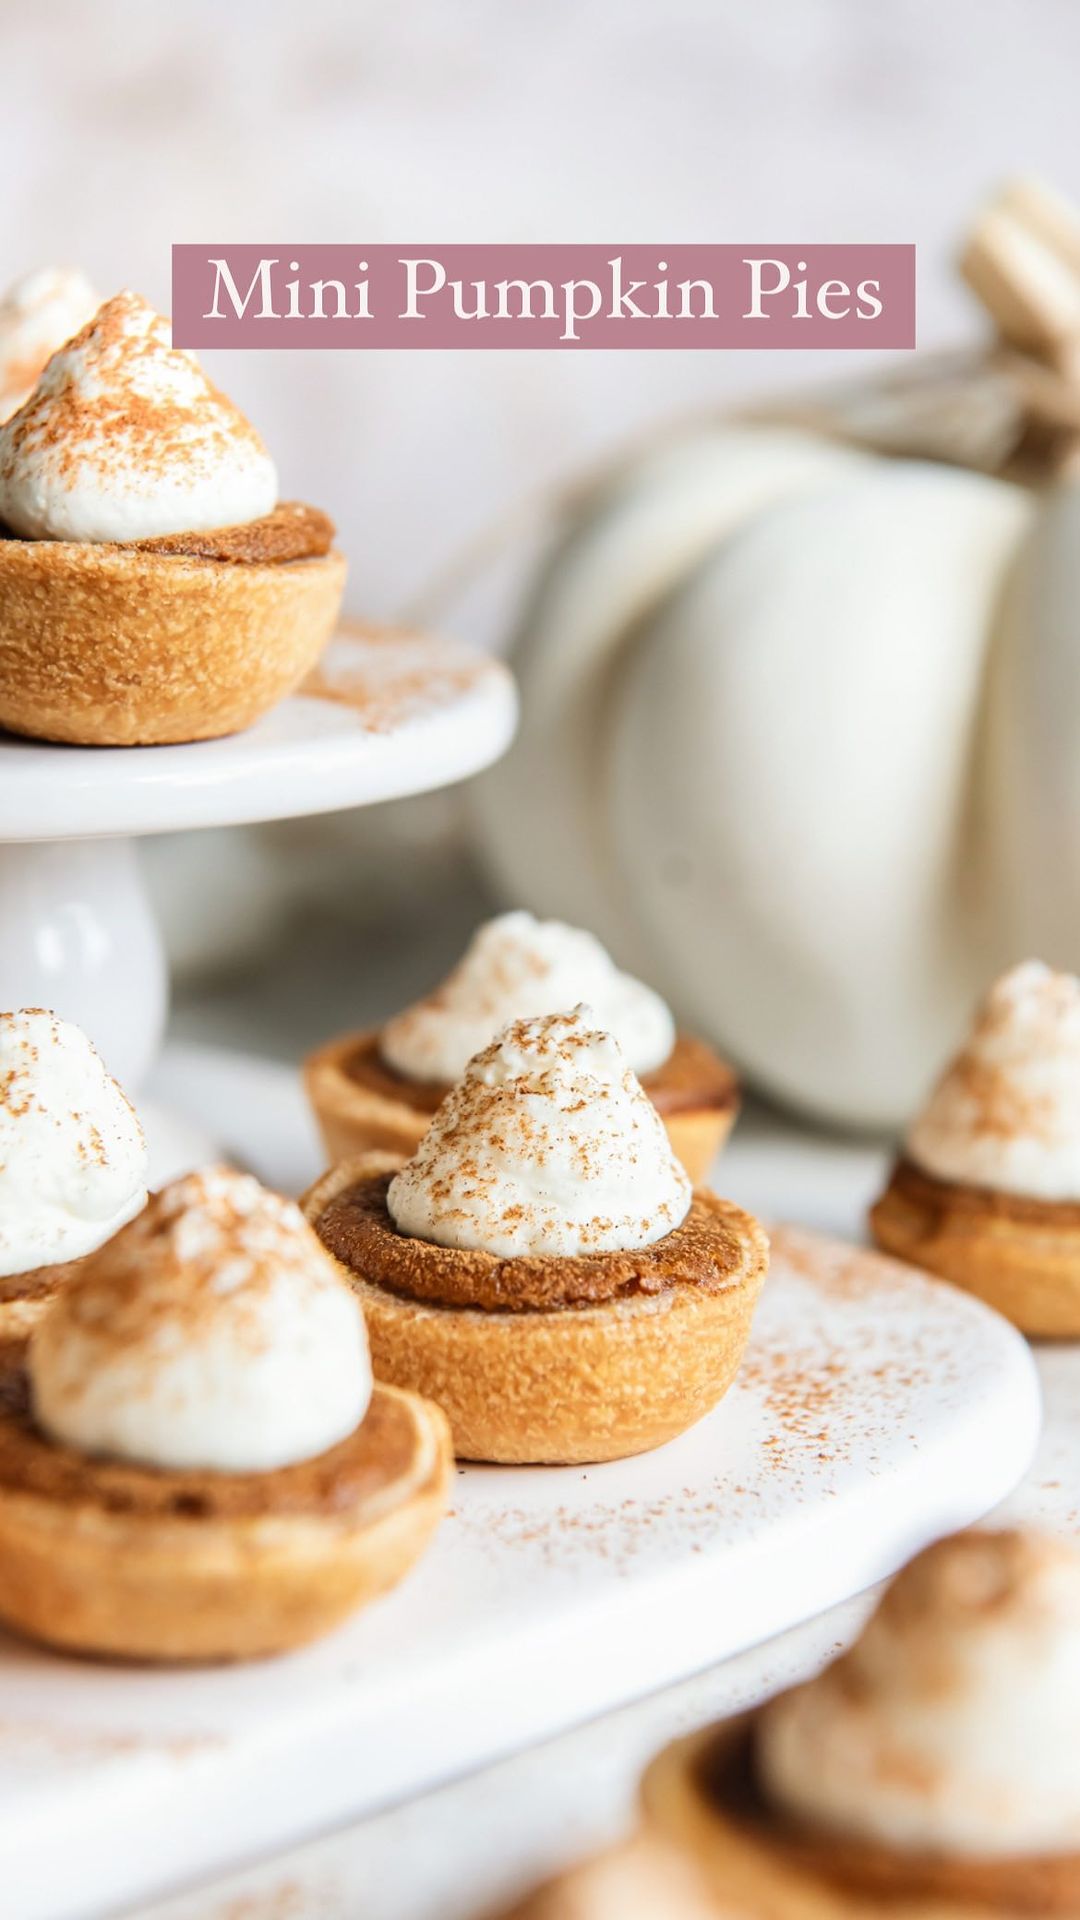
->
(644, 1528), (1080, 1915)
(0, 1167), (449, 1661)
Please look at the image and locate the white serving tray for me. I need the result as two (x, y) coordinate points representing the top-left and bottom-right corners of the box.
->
(0, 1057), (1040, 1920)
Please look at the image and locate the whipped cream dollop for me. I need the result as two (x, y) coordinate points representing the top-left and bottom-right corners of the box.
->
(31, 1166), (371, 1473)
(387, 1004), (692, 1258)
(380, 911), (676, 1084)
(0, 290), (277, 542)
(0, 267), (100, 422)
(906, 960), (1080, 1200)
(0, 1009), (147, 1278)
(757, 1529), (1080, 1859)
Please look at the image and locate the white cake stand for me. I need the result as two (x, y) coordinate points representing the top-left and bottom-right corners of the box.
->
(0, 627), (517, 1171)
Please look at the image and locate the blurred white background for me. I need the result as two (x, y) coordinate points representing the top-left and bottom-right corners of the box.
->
(4, 0), (1078, 1058)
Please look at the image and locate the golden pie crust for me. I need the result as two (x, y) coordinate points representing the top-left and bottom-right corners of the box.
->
(304, 1027), (740, 1186)
(870, 1155), (1080, 1337)
(0, 1348), (451, 1662)
(303, 1153), (767, 1465)
(0, 501), (345, 745)
(643, 1718), (1080, 1919)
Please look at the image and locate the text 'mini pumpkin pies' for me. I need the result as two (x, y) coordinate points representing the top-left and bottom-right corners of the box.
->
(305, 1004), (766, 1465)
(0, 1165), (450, 1662)
(305, 911), (740, 1185)
(872, 960), (1080, 1335)
(643, 1527), (1080, 1917)
(0, 289), (345, 744)
(0, 1007), (148, 1337)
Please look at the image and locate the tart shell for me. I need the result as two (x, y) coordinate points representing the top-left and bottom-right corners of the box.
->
(642, 1718), (1080, 1918)
(663, 1107), (737, 1188)
(303, 1154), (767, 1465)
(870, 1156), (1080, 1338)
(304, 1027), (739, 1186)
(0, 534), (346, 746)
(0, 1376), (450, 1662)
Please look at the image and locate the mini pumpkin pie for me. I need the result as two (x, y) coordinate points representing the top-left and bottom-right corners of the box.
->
(0, 289), (345, 745)
(305, 910), (740, 1185)
(643, 1528), (1080, 1917)
(0, 1007), (148, 1337)
(871, 960), (1080, 1336)
(305, 1004), (766, 1464)
(0, 1166), (450, 1662)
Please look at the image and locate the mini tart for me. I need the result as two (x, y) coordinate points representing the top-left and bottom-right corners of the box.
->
(304, 1028), (740, 1186)
(303, 1153), (767, 1465)
(0, 1345), (450, 1662)
(0, 501), (345, 745)
(643, 1717), (1080, 1919)
(870, 1154), (1080, 1338)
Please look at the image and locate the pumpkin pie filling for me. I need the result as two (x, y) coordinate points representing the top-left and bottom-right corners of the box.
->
(643, 1033), (741, 1117)
(0, 1351), (428, 1523)
(0, 498), (334, 566)
(885, 1152), (1080, 1227)
(312, 1171), (753, 1312)
(693, 1721), (1080, 1915)
(0, 1265), (63, 1309)
(343, 1028), (739, 1121)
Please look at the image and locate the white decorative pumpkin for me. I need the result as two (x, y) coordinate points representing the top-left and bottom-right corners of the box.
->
(469, 416), (1073, 1129)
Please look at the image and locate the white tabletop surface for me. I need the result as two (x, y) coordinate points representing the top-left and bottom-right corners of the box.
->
(126, 1090), (1075, 1920)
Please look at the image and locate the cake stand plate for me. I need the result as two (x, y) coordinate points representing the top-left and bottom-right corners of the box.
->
(5, 1048), (1041, 1920)
(0, 628), (518, 1089)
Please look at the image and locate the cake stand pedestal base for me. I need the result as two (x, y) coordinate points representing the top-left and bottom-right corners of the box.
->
(0, 839), (166, 1090)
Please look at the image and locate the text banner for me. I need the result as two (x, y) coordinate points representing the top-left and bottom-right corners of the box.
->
(172, 245), (915, 349)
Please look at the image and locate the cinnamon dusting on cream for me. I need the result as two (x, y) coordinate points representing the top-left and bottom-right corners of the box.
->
(381, 911), (675, 1083)
(0, 291), (278, 543)
(0, 1009), (146, 1278)
(387, 1005), (691, 1258)
(31, 1167), (371, 1473)
(2, 297), (262, 483)
(906, 960), (1080, 1200)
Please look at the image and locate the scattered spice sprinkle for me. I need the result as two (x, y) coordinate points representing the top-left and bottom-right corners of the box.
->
(303, 632), (493, 734)
(37, 1166), (342, 1412)
(450, 1228), (971, 1577)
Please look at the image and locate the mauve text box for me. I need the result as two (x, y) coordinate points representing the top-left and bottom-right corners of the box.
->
(172, 245), (915, 349)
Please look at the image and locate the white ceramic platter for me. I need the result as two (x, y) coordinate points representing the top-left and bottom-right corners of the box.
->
(2, 1046), (1041, 1920)
(0, 630), (518, 841)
